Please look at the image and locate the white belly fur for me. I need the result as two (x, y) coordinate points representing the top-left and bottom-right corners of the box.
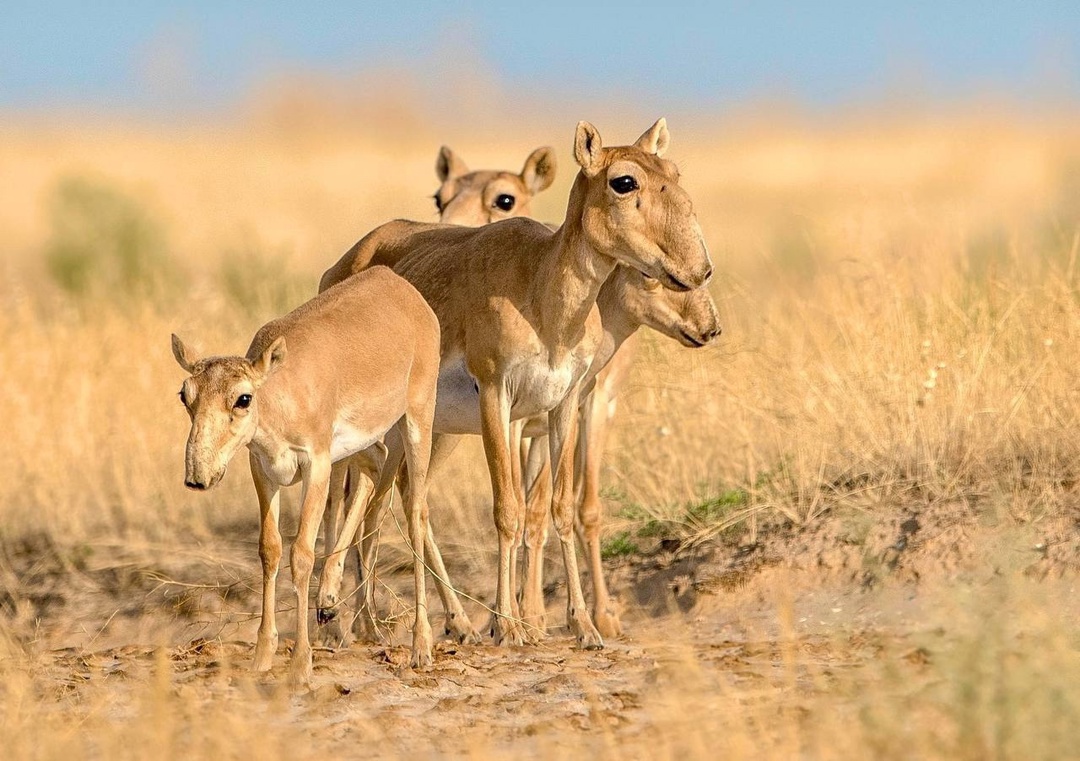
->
(434, 356), (482, 434)
(329, 420), (383, 462)
(433, 352), (590, 435)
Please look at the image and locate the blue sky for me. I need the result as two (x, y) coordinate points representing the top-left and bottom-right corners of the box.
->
(2, 2), (1078, 114)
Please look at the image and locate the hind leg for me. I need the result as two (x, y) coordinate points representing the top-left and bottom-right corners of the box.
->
(548, 385), (603, 650)
(421, 434), (480, 643)
(398, 394), (436, 667)
(520, 435), (552, 636)
(316, 446), (385, 639)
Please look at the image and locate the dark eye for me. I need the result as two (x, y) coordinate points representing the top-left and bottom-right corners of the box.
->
(494, 194), (515, 211)
(178, 388), (188, 406)
(609, 176), (638, 194)
(433, 194), (444, 213)
(234, 394), (252, 410)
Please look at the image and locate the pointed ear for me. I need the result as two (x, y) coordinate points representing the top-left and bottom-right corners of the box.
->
(435, 146), (469, 182)
(574, 121), (604, 177)
(634, 117), (670, 157)
(171, 334), (198, 373)
(251, 336), (287, 385)
(520, 146), (556, 194)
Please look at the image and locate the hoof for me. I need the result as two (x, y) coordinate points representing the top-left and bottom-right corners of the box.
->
(252, 634), (278, 672)
(410, 647), (434, 669)
(444, 611), (481, 645)
(287, 653), (313, 689)
(316, 606), (338, 626)
(491, 616), (526, 647)
(594, 608), (623, 639)
(579, 635), (605, 651)
(569, 609), (604, 650)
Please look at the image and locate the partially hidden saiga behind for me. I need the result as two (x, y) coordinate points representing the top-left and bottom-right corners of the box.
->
(432, 144), (556, 226)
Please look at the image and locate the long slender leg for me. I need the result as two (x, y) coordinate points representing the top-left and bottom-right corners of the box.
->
(398, 410), (434, 668)
(549, 384), (604, 649)
(421, 434), (480, 643)
(479, 381), (526, 646)
(316, 447), (383, 625)
(250, 453), (282, 672)
(520, 435), (552, 632)
(313, 459), (352, 647)
(323, 461), (345, 559)
(353, 441), (401, 642)
(288, 454), (332, 685)
(507, 418), (526, 622)
(578, 382), (622, 637)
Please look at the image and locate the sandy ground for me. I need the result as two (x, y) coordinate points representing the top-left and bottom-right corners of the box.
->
(5, 497), (1080, 757)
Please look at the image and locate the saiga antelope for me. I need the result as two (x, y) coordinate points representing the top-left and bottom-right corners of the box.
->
(172, 266), (440, 682)
(317, 144), (557, 645)
(319, 118), (712, 649)
(434, 144), (721, 636)
(517, 266), (720, 637)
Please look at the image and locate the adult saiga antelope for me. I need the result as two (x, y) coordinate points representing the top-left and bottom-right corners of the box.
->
(172, 266), (440, 682)
(433, 140), (720, 640)
(319, 118), (712, 648)
(316, 144), (558, 646)
(518, 266), (720, 637)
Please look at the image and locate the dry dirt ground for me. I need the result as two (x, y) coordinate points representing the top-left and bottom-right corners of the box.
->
(4, 497), (1080, 757)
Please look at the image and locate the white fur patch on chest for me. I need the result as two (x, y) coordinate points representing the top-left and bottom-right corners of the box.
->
(507, 354), (585, 419)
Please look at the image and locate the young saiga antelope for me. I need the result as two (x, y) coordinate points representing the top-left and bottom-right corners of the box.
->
(320, 118), (713, 649)
(172, 266), (440, 682)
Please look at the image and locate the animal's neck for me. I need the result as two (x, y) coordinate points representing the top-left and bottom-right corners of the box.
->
(246, 406), (278, 460)
(596, 275), (642, 351)
(535, 173), (616, 351)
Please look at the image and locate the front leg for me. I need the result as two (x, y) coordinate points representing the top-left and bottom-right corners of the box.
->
(549, 385), (604, 650)
(577, 383), (623, 638)
(478, 380), (526, 646)
(250, 453), (282, 672)
(289, 454), (332, 686)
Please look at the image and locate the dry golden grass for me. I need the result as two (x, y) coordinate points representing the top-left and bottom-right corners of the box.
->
(2, 106), (1080, 758)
